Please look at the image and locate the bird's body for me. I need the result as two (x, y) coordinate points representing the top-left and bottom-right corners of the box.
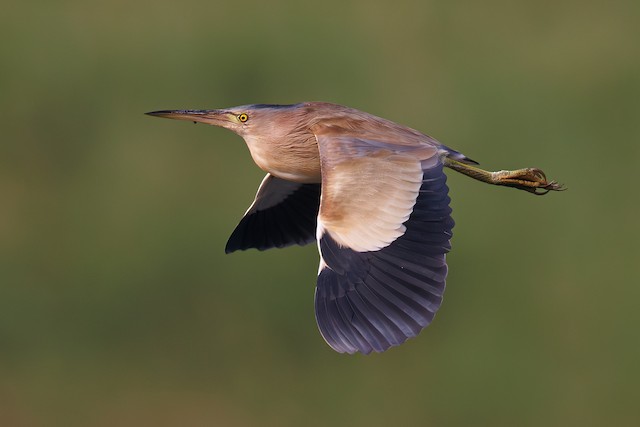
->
(147, 102), (563, 354)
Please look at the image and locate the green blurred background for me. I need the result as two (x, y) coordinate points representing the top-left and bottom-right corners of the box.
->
(2, 0), (639, 425)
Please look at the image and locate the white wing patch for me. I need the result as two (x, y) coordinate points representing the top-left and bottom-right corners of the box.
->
(244, 173), (302, 215)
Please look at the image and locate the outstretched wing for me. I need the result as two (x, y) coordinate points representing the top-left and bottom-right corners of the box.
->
(314, 133), (454, 354)
(225, 174), (321, 253)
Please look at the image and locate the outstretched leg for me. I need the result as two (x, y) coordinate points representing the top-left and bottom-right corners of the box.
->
(443, 157), (565, 195)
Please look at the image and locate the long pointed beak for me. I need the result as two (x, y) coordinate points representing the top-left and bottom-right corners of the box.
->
(145, 109), (232, 126)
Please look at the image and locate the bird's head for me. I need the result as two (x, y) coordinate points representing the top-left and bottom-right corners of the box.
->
(145, 104), (310, 141)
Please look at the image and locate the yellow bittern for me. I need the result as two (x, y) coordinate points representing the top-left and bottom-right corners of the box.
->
(146, 102), (563, 354)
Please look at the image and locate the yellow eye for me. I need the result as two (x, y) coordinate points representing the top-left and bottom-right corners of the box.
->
(238, 113), (249, 123)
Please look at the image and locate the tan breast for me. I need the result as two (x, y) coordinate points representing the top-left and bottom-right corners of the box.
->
(244, 135), (322, 183)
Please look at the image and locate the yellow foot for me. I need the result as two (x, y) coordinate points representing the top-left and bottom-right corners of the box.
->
(492, 168), (565, 195)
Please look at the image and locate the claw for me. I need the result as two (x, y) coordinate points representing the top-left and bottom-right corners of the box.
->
(530, 180), (566, 195)
(532, 168), (547, 181)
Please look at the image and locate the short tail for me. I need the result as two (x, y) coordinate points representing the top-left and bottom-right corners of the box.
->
(440, 144), (479, 165)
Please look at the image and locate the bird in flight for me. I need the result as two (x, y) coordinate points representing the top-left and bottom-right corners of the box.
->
(146, 102), (563, 354)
